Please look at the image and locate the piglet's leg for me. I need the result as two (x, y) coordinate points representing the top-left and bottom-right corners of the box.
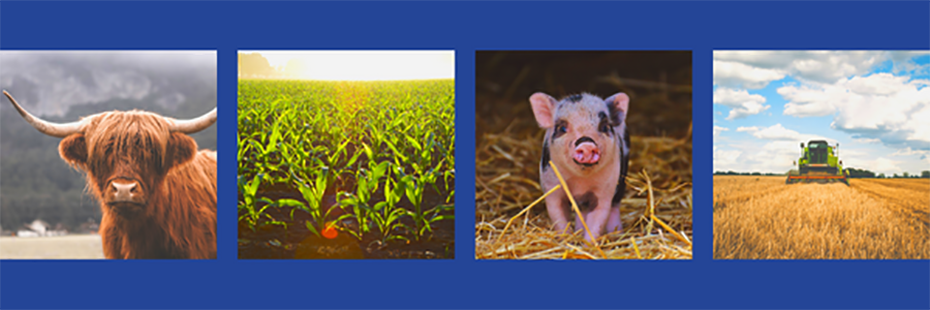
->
(582, 200), (612, 242)
(574, 213), (585, 237)
(545, 192), (571, 234)
(606, 205), (623, 233)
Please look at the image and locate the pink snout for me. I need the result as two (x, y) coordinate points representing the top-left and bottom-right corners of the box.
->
(573, 143), (600, 164)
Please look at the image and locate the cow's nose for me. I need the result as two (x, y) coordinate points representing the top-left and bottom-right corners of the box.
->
(112, 181), (138, 202)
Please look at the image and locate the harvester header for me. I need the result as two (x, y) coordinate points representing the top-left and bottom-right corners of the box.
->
(786, 140), (849, 185)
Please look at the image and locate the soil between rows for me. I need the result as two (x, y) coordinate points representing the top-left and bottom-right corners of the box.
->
(239, 185), (454, 259)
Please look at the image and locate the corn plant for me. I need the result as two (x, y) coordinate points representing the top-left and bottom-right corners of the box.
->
(238, 79), (455, 250)
(372, 166), (411, 243)
(293, 166), (347, 238)
(237, 174), (264, 231)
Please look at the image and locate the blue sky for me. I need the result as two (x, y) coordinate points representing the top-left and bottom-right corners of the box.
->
(713, 51), (930, 175)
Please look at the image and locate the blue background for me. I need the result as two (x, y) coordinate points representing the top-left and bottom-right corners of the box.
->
(1, 1), (928, 309)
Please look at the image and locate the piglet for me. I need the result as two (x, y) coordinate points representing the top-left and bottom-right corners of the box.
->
(530, 92), (630, 242)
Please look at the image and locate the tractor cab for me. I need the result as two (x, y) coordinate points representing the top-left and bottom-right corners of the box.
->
(787, 140), (848, 185)
(805, 140), (831, 164)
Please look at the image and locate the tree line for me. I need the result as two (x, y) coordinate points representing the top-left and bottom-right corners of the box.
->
(713, 171), (784, 176)
(713, 168), (930, 178)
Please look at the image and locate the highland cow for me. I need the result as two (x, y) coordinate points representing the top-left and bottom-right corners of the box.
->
(3, 90), (217, 259)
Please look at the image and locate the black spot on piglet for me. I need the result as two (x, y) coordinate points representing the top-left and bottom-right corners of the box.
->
(541, 140), (551, 172)
(566, 94), (583, 103)
(561, 192), (600, 226)
(612, 181), (626, 205)
(606, 98), (624, 125)
(575, 192), (597, 213)
(613, 129), (630, 205)
(575, 136), (596, 146)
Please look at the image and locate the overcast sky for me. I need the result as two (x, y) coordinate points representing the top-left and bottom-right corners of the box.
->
(713, 51), (930, 175)
(0, 51), (215, 117)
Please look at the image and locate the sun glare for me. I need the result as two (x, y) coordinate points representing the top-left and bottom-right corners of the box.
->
(243, 50), (454, 81)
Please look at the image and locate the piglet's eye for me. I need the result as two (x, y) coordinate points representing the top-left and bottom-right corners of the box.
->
(599, 123), (610, 133)
(557, 124), (568, 134)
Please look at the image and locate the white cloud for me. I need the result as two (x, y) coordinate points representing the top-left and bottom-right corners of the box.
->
(713, 87), (770, 120)
(713, 126), (729, 137)
(752, 124), (802, 140)
(777, 72), (930, 150)
(714, 50), (798, 68)
(900, 102), (930, 145)
(865, 157), (903, 174)
(888, 51), (930, 63)
(735, 123), (832, 143)
(713, 147), (745, 172)
(854, 138), (881, 144)
(714, 51), (902, 87)
(713, 60), (786, 89)
(888, 51), (930, 76)
(790, 52), (883, 84)
(889, 147), (930, 157)
(778, 84), (839, 117)
(845, 73), (911, 96)
(714, 149), (742, 163)
(713, 141), (801, 173)
(831, 147), (905, 175)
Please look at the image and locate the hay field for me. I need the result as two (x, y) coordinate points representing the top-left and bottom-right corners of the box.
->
(0, 235), (104, 259)
(476, 134), (693, 259)
(714, 176), (929, 259)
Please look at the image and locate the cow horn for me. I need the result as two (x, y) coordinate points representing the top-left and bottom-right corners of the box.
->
(3, 90), (87, 138)
(168, 107), (217, 134)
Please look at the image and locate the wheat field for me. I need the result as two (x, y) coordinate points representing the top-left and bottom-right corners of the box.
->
(714, 176), (929, 259)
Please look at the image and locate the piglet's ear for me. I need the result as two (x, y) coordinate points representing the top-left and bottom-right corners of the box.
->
(164, 132), (198, 171)
(59, 133), (88, 168)
(529, 92), (558, 129)
(605, 92), (630, 124)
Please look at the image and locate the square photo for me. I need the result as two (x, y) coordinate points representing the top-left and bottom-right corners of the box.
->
(237, 51), (455, 259)
(475, 51), (693, 259)
(713, 50), (930, 259)
(0, 51), (218, 259)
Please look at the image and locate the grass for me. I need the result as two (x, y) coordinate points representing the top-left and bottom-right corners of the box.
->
(713, 176), (929, 259)
(237, 79), (455, 258)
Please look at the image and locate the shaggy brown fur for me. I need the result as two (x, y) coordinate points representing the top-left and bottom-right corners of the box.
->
(58, 110), (217, 259)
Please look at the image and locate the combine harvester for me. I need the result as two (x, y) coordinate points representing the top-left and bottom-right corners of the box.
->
(786, 140), (849, 185)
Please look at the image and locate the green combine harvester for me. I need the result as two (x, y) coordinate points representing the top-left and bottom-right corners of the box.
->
(786, 140), (849, 185)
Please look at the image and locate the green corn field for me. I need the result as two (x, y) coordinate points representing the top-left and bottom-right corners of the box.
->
(237, 79), (455, 259)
